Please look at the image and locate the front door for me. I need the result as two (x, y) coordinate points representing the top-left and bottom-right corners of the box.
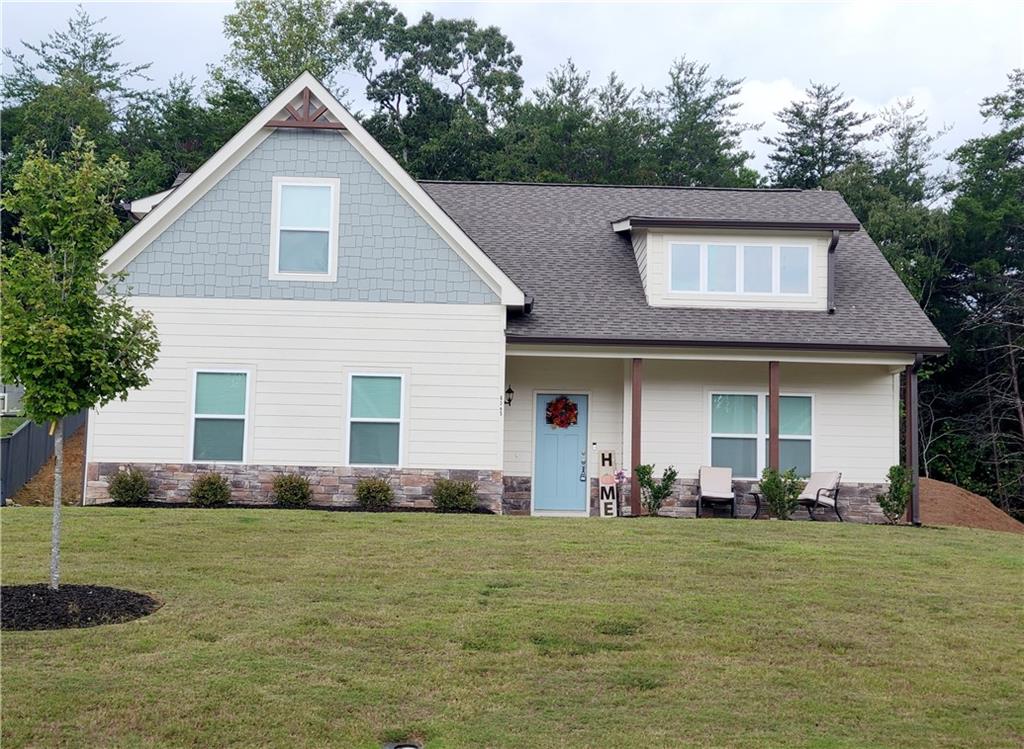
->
(533, 393), (589, 513)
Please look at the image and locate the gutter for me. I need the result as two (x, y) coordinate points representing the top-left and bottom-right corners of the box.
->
(507, 335), (949, 356)
(612, 217), (861, 233)
(827, 229), (839, 314)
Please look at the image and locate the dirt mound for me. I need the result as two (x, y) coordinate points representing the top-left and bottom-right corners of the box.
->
(11, 423), (86, 506)
(1, 584), (161, 630)
(920, 478), (1023, 535)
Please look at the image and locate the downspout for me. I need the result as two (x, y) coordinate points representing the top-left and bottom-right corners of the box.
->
(905, 354), (923, 526)
(826, 229), (839, 314)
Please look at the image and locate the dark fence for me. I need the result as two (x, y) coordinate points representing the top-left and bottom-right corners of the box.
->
(0, 411), (88, 505)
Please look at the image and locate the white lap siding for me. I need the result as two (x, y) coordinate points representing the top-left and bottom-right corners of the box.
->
(641, 360), (900, 484)
(502, 357), (625, 482)
(88, 298), (506, 470)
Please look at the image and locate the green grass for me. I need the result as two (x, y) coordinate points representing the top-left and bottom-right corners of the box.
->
(2, 509), (1022, 748)
(1, 415), (27, 436)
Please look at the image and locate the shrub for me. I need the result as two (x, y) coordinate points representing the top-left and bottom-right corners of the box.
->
(634, 464), (678, 516)
(355, 477), (393, 511)
(107, 467), (150, 505)
(189, 472), (232, 507)
(877, 464), (912, 524)
(431, 478), (477, 513)
(759, 467), (803, 519)
(273, 473), (312, 508)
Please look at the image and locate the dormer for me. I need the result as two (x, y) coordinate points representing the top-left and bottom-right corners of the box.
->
(613, 215), (859, 313)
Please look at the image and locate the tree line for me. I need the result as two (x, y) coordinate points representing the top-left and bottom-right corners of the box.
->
(2, 1), (1021, 513)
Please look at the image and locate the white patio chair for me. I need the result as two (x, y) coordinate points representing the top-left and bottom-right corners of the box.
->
(797, 471), (843, 521)
(697, 466), (736, 518)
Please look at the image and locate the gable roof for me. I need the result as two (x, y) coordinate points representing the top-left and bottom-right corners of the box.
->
(101, 73), (525, 306)
(419, 181), (948, 354)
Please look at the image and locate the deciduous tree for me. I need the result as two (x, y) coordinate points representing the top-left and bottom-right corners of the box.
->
(1, 131), (160, 589)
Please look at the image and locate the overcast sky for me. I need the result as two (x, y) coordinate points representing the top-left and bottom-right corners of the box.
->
(3, 1), (1022, 171)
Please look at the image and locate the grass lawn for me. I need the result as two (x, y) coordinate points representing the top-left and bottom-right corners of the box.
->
(2, 509), (1022, 748)
(0, 415), (27, 437)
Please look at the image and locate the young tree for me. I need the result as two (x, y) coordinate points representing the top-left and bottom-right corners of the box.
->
(1, 131), (160, 589)
(648, 57), (758, 187)
(763, 82), (878, 188)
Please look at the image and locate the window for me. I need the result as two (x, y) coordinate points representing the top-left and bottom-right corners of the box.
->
(707, 244), (737, 292)
(668, 241), (811, 296)
(710, 393), (812, 478)
(669, 243), (700, 291)
(270, 176), (339, 281)
(192, 371), (248, 462)
(0, 393), (7, 414)
(780, 246), (810, 294)
(348, 374), (403, 466)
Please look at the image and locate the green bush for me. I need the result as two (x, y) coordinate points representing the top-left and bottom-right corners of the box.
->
(877, 464), (912, 524)
(272, 473), (312, 508)
(189, 472), (232, 507)
(634, 464), (678, 516)
(759, 467), (803, 519)
(107, 467), (150, 505)
(431, 478), (477, 513)
(355, 477), (393, 511)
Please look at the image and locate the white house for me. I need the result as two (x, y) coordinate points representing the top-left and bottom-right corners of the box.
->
(85, 73), (947, 520)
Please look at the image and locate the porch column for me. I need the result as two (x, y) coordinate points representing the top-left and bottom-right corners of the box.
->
(904, 363), (921, 526)
(630, 357), (643, 516)
(767, 361), (780, 471)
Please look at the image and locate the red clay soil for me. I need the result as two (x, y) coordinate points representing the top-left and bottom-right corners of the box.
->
(11, 424), (86, 506)
(919, 477), (1024, 535)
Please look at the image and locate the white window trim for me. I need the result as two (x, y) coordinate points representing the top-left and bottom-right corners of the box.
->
(189, 368), (251, 464)
(668, 241), (812, 297)
(707, 391), (814, 479)
(347, 372), (405, 468)
(269, 175), (340, 282)
(0, 393), (7, 414)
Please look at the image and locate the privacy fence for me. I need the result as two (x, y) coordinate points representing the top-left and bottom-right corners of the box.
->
(0, 411), (87, 505)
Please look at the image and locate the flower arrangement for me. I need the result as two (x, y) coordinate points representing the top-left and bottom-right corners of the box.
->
(545, 395), (578, 429)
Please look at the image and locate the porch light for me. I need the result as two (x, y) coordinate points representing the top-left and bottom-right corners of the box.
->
(504, 386), (515, 407)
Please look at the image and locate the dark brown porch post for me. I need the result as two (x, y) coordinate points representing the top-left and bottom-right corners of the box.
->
(905, 363), (921, 526)
(768, 361), (780, 471)
(630, 358), (643, 516)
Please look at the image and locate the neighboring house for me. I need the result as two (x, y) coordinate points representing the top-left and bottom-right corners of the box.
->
(86, 73), (947, 520)
(1, 384), (24, 415)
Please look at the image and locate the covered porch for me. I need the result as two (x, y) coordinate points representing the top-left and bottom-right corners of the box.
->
(501, 345), (921, 521)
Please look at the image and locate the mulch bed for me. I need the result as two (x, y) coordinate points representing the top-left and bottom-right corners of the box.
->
(96, 501), (496, 514)
(1, 584), (161, 631)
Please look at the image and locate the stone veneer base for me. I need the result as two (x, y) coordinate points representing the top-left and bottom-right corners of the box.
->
(503, 475), (888, 523)
(87, 463), (503, 513)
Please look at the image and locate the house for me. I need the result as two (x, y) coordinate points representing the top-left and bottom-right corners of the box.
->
(85, 73), (947, 520)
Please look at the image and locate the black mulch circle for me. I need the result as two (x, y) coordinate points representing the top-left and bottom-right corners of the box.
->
(1, 584), (161, 631)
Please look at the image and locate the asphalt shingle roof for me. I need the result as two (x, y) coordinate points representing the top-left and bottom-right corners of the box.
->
(420, 181), (948, 353)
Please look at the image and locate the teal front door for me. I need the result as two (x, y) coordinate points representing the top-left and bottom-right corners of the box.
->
(534, 393), (589, 513)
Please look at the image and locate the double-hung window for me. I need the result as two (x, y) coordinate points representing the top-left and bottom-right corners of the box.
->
(270, 176), (340, 281)
(348, 374), (403, 466)
(669, 242), (811, 295)
(710, 393), (812, 478)
(192, 371), (248, 462)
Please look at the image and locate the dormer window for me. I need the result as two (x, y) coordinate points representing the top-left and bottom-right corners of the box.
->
(269, 176), (340, 282)
(668, 241), (810, 296)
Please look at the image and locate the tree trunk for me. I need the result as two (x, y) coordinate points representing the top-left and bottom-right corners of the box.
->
(49, 418), (63, 591)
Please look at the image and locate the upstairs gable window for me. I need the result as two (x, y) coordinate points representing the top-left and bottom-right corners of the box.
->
(669, 241), (811, 296)
(270, 176), (340, 282)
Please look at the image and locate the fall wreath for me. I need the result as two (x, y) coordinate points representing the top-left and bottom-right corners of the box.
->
(545, 395), (578, 429)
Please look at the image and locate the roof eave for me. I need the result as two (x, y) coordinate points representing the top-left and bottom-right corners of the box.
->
(612, 216), (861, 233)
(507, 334), (948, 356)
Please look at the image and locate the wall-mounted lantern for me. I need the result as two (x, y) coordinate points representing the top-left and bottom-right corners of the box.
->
(504, 386), (515, 407)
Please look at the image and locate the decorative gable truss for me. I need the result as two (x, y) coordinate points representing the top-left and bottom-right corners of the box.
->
(101, 72), (526, 307)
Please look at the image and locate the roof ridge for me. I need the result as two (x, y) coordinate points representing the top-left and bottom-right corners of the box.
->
(418, 179), (806, 193)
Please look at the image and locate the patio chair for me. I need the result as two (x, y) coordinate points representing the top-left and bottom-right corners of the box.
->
(797, 471), (843, 521)
(696, 466), (736, 518)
